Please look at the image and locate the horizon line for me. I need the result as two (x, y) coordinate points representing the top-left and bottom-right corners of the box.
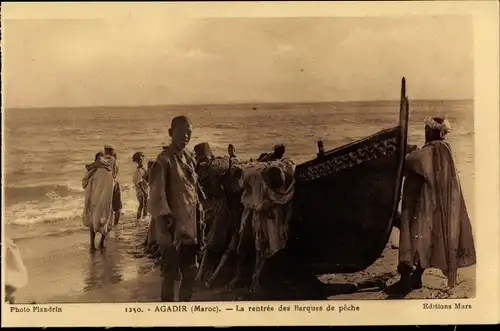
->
(4, 98), (474, 111)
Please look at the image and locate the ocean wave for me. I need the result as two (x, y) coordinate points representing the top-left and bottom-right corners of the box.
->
(4, 183), (85, 207)
(5, 196), (87, 226)
(4, 181), (138, 206)
(4, 184), (140, 229)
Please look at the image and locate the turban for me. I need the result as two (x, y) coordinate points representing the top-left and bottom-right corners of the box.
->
(424, 116), (452, 138)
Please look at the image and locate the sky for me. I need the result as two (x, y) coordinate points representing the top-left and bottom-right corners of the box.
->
(2, 4), (473, 108)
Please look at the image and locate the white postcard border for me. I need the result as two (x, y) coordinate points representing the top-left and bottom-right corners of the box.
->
(1, 1), (499, 327)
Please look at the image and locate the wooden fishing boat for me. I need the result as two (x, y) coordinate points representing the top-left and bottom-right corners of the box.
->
(202, 78), (410, 299)
(252, 78), (410, 300)
(283, 77), (410, 275)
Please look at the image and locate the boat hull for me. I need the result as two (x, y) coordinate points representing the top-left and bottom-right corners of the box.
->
(286, 80), (410, 274)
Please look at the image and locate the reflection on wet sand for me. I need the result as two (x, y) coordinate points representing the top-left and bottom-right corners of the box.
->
(83, 218), (155, 293)
(84, 245), (124, 292)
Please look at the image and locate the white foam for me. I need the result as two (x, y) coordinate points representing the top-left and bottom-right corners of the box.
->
(5, 183), (141, 226)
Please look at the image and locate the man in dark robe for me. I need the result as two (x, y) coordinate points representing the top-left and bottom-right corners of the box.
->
(111, 152), (122, 226)
(193, 142), (238, 283)
(390, 116), (476, 295)
(204, 163), (245, 288)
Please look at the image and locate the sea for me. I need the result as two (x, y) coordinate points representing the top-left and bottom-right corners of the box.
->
(3, 100), (475, 242)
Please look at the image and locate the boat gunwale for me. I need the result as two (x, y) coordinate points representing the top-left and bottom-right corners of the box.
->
(296, 126), (400, 171)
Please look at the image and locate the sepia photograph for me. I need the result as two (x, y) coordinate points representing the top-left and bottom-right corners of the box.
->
(1, 1), (499, 327)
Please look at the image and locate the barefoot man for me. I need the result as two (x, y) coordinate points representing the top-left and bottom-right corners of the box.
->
(83, 148), (117, 251)
(228, 157), (295, 291)
(132, 151), (149, 220)
(111, 151), (123, 226)
(193, 142), (239, 283)
(393, 116), (476, 295)
(148, 116), (203, 302)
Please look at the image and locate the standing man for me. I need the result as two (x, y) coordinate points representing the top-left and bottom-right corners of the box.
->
(193, 142), (233, 283)
(392, 116), (476, 295)
(107, 148), (122, 226)
(227, 144), (237, 160)
(83, 148), (116, 251)
(226, 157), (295, 291)
(132, 151), (149, 220)
(148, 115), (203, 302)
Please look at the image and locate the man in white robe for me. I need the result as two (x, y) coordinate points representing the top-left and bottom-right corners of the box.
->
(83, 150), (115, 252)
(228, 158), (295, 291)
(393, 116), (476, 295)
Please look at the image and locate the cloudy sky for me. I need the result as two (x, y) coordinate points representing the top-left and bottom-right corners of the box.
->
(2, 4), (473, 108)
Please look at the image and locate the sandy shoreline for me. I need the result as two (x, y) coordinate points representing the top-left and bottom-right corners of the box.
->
(11, 221), (475, 304)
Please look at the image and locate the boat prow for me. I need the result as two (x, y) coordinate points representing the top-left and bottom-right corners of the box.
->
(287, 77), (410, 274)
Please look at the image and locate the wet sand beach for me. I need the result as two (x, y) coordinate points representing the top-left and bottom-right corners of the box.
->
(13, 218), (156, 304)
(13, 219), (475, 304)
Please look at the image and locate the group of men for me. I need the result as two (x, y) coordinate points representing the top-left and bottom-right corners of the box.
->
(77, 112), (477, 302)
(144, 115), (296, 301)
(141, 114), (476, 301)
(3, 111), (477, 305)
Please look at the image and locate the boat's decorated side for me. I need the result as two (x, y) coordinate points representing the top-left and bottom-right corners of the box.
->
(285, 77), (410, 275)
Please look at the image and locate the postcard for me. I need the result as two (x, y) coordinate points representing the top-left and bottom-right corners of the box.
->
(1, 1), (499, 327)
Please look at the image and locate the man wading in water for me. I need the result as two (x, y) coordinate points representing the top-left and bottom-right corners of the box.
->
(111, 151), (123, 226)
(132, 152), (149, 221)
(83, 147), (117, 251)
(148, 116), (204, 302)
